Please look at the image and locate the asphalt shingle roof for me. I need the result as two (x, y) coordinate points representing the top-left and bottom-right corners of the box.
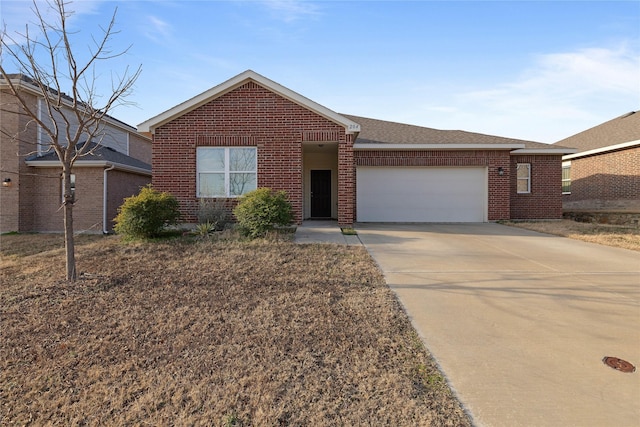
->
(554, 111), (640, 153)
(344, 114), (560, 149)
(27, 142), (151, 172)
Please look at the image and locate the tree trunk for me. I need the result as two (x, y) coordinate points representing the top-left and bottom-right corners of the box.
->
(62, 170), (76, 281)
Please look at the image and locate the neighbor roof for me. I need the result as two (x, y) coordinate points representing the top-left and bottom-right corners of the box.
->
(554, 111), (640, 153)
(346, 115), (575, 153)
(138, 70), (361, 134)
(25, 142), (151, 175)
(1, 74), (143, 135)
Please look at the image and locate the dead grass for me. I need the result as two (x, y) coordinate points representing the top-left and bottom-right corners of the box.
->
(503, 220), (640, 251)
(0, 234), (470, 426)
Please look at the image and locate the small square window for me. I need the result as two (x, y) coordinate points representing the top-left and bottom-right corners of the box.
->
(517, 163), (531, 194)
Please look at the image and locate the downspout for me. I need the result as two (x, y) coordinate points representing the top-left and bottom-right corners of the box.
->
(103, 164), (116, 234)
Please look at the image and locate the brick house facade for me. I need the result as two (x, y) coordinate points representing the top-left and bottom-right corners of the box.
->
(556, 112), (640, 211)
(0, 75), (152, 233)
(140, 70), (573, 225)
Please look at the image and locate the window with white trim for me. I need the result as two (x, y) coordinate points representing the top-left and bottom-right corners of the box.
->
(197, 147), (257, 197)
(562, 162), (571, 194)
(516, 163), (531, 194)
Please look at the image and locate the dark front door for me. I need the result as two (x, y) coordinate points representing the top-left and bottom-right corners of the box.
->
(311, 170), (332, 218)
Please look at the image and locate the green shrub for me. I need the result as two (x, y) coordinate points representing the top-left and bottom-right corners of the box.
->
(233, 188), (293, 238)
(194, 221), (216, 239)
(114, 185), (181, 238)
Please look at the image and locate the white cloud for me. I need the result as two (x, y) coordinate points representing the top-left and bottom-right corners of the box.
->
(259, 0), (321, 23)
(412, 44), (640, 142)
(143, 15), (173, 43)
(2, 0), (105, 47)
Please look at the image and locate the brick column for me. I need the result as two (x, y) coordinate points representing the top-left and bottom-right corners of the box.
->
(337, 134), (355, 226)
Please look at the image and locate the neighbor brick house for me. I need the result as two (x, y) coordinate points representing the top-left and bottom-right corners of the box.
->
(139, 70), (575, 226)
(0, 74), (152, 233)
(555, 111), (640, 211)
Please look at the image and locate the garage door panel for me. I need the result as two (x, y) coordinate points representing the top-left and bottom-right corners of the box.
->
(356, 167), (487, 222)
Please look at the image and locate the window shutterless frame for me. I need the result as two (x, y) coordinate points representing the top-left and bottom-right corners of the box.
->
(196, 147), (257, 197)
(516, 163), (531, 194)
(562, 163), (571, 194)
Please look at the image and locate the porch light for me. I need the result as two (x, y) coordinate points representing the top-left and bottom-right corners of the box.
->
(2, 178), (11, 187)
(497, 167), (504, 176)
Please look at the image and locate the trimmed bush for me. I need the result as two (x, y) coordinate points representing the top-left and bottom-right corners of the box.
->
(233, 188), (293, 238)
(114, 185), (181, 238)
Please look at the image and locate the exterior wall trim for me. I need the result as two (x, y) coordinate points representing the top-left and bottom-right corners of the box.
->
(562, 139), (640, 160)
(511, 148), (577, 155)
(139, 70), (361, 134)
(355, 143), (525, 150)
(25, 160), (151, 176)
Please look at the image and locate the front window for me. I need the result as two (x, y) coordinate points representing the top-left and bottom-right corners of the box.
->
(562, 163), (571, 194)
(197, 147), (257, 197)
(517, 163), (531, 194)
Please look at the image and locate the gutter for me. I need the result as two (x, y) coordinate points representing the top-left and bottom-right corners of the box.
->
(354, 143), (526, 150)
(561, 139), (640, 160)
(103, 164), (116, 234)
(510, 148), (577, 155)
(25, 159), (151, 176)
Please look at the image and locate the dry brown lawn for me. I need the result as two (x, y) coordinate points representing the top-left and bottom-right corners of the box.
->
(503, 219), (640, 251)
(0, 233), (470, 426)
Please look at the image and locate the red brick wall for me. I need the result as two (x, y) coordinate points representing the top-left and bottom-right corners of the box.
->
(152, 81), (348, 224)
(354, 150), (512, 220)
(563, 147), (640, 211)
(510, 155), (563, 219)
(338, 134), (355, 225)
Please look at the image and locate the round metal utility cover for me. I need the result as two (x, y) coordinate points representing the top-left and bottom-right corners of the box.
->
(603, 356), (636, 373)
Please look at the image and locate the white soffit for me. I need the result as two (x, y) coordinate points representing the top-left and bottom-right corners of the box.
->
(561, 139), (640, 160)
(354, 143), (525, 150)
(25, 160), (151, 175)
(511, 148), (578, 155)
(138, 70), (361, 134)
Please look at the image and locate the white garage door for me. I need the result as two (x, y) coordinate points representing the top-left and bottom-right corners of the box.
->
(356, 167), (487, 222)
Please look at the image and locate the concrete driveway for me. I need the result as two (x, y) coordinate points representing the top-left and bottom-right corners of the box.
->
(356, 223), (640, 427)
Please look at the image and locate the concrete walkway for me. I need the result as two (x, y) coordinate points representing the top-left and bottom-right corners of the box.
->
(355, 223), (640, 427)
(294, 221), (362, 245)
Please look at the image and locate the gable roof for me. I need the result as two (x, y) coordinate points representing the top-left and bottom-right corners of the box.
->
(555, 111), (640, 158)
(25, 142), (151, 175)
(346, 115), (575, 154)
(138, 70), (361, 134)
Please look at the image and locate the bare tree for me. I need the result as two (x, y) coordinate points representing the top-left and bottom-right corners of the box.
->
(0, 0), (141, 281)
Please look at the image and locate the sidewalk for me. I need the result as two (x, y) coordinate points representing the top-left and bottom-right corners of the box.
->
(294, 221), (362, 246)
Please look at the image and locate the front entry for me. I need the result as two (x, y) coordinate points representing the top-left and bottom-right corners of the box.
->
(310, 170), (332, 218)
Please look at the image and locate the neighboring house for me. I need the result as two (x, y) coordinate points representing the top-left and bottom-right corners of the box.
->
(139, 70), (574, 226)
(555, 111), (640, 211)
(0, 74), (152, 233)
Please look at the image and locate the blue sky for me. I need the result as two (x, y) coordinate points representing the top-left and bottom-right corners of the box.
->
(2, 0), (639, 143)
